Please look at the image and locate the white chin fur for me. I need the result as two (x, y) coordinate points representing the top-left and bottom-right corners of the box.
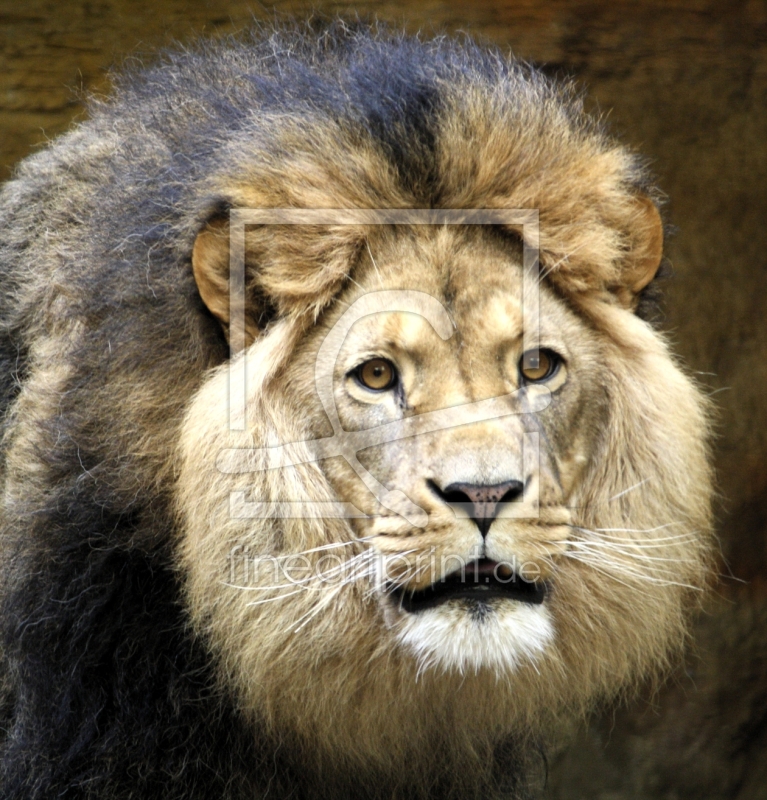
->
(394, 601), (554, 676)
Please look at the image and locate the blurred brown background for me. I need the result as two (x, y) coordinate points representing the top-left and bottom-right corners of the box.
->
(1, 1), (765, 797)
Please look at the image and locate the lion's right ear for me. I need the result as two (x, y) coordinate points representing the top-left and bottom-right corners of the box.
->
(613, 195), (664, 309)
(192, 218), (259, 350)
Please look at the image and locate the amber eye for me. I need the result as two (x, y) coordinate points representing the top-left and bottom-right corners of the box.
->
(519, 349), (560, 383)
(355, 358), (397, 391)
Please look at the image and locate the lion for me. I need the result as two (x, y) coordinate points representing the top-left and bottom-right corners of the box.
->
(0, 18), (713, 800)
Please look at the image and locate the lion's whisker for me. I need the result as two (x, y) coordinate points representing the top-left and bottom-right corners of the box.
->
(571, 538), (699, 550)
(291, 583), (346, 632)
(562, 552), (704, 591)
(563, 543), (692, 567)
(245, 588), (306, 606)
(572, 523), (679, 534)
(286, 538), (374, 558)
(559, 530), (699, 547)
(564, 539), (699, 557)
(607, 478), (651, 502)
(538, 243), (588, 282)
(224, 581), (313, 592)
(366, 240), (385, 289)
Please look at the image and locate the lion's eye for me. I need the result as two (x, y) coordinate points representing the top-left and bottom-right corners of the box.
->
(355, 358), (397, 391)
(519, 349), (560, 383)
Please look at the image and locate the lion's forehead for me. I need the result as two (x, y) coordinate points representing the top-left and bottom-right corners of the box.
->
(335, 226), (583, 366)
(369, 292), (528, 355)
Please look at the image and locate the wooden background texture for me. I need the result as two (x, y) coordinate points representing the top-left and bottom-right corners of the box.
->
(1, 1), (766, 797)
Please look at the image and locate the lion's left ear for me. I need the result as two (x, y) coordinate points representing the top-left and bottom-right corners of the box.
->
(192, 217), (259, 350)
(614, 195), (664, 308)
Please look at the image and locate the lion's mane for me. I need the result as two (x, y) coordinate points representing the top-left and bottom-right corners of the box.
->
(0, 19), (713, 800)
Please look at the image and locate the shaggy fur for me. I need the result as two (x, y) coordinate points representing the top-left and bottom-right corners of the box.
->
(0, 18), (713, 800)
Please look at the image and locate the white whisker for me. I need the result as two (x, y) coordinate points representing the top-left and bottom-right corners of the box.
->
(582, 523), (678, 534)
(565, 535), (699, 551)
(245, 588), (305, 606)
(365, 240), (385, 289)
(563, 552), (703, 591)
(564, 542), (698, 565)
(608, 479), (650, 503)
(288, 538), (373, 557)
(538, 243), (588, 282)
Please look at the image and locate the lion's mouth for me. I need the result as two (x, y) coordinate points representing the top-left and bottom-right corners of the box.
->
(390, 558), (546, 614)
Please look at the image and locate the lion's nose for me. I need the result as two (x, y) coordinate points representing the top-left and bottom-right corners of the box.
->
(429, 480), (525, 537)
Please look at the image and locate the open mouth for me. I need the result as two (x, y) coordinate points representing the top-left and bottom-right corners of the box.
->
(390, 558), (546, 614)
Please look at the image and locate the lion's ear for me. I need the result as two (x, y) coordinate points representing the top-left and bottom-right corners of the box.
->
(192, 217), (259, 350)
(614, 195), (664, 308)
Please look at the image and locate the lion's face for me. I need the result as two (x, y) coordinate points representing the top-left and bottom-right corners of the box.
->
(178, 218), (712, 765)
(293, 226), (607, 675)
